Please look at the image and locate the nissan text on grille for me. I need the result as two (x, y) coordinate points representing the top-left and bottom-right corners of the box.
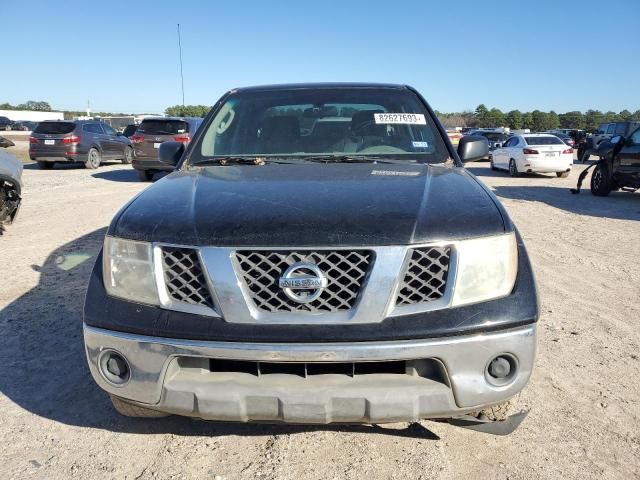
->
(84, 83), (538, 434)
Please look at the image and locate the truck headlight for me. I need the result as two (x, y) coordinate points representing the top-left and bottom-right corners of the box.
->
(103, 236), (159, 305)
(451, 233), (518, 307)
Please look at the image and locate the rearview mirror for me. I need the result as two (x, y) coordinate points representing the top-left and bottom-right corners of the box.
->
(457, 135), (489, 163)
(158, 141), (185, 167)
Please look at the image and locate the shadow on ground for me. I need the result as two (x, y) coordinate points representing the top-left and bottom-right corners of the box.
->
(92, 169), (168, 183)
(492, 185), (639, 221)
(23, 161), (125, 171)
(0, 228), (439, 440)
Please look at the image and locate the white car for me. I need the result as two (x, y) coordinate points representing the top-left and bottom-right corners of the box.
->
(491, 134), (573, 177)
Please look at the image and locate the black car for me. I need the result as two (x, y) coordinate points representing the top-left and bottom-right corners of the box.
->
(122, 124), (138, 138)
(29, 120), (133, 170)
(0, 116), (12, 131)
(83, 83), (538, 434)
(473, 131), (511, 159)
(588, 127), (640, 196)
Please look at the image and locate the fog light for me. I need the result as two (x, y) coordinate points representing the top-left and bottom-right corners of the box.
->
(99, 350), (130, 385)
(489, 356), (511, 378)
(486, 354), (517, 386)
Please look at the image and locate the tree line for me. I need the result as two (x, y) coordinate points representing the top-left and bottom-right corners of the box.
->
(436, 105), (640, 131)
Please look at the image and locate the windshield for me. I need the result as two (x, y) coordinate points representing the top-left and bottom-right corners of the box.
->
(525, 136), (564, 145)
(34, 122), (75, 134)
(138, 120), (188, 135)
(190, 88), (448, 164)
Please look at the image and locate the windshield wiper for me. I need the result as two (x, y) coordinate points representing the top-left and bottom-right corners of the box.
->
(192, 156), (301, 166)
(301, 154), (417, 164)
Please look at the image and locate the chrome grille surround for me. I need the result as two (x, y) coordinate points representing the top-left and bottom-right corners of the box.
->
(396, 246), (451, 306)
(160, 246), (214, 308)
(234, 250), (373, 313)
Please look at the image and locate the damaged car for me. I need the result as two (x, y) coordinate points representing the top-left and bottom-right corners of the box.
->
(0, 137), (22, 231)
(84, 83), (539, 435)
(571, 126), (640, 196)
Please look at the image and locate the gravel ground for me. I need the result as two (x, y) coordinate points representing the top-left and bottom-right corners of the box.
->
(0, 158), (638, 479)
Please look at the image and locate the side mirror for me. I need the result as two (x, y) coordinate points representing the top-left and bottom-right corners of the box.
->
(494, 142), (502, 149)
(158, 141), (185, 167)
(610, 135), (623, 145)
(457, 135), (489, 163)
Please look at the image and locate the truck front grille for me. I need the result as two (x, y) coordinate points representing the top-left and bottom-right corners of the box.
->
(235, 250), (372, 313)
(396, 246), (451, 306)
(161, 247), (214, 307)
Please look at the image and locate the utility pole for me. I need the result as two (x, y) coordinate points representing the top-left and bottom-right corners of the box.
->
(177, 23), (185, 112)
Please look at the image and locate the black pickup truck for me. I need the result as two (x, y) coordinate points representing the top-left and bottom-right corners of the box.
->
(84, 83), (539, 434)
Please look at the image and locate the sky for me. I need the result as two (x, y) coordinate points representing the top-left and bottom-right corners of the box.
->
(2, 0), (639, 115)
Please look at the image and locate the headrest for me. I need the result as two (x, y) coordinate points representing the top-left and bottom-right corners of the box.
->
(260, 116), (300, 139)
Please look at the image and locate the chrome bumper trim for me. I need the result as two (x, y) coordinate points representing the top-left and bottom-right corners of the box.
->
(85, 323), (536, 420)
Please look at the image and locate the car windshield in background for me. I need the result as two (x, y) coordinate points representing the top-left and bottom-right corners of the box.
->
(138, 120), (188, 135)
(191, 88), (449, 164)
(34, 122), (75, 134)
(525, 136), (564, 145)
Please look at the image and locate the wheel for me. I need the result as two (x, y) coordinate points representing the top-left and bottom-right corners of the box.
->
(490, 157), (497, 170)
(85, 148), (101, 169)
(590, 164), (612, 196)
(121, 147), (133, 164)
(37, 161), (54, 170)
(137, 169), (154, 182)
(110, 395), (169, 418)
(556, 171), (570, 178)
(509, 159), (519, 177)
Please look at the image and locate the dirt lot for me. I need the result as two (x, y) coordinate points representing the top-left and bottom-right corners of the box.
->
(0, 156), (639, 479)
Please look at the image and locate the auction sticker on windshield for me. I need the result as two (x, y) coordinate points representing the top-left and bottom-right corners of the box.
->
(374, 113), (426, 125)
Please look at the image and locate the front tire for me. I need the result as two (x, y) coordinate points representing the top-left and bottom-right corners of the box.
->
(85, 148), (101, 169)
(121, 146), (133, 165)
(37, 161), (54, 170)
(509, 159), (519, 177)
(590, 164), (612, 196)
(556, 171), (570, 178)
(110, 395), (169, 418)
(136, 169), (154, 182)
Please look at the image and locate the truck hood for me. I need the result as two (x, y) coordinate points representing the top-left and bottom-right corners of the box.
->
(111, 163), (507, 246)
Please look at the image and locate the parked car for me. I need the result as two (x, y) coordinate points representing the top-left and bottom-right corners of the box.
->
(491, 133), (573, 177)
(29, 120), (133, 170)
(130, 117), (203, 181)
(446, 130), (462, 145)
(0, 116), (12, 131)
(573, 127), (640, 196)
(472, 131), (510, 160)
(121, 124), (139, 138)
(0, 137), (22, 230)
(551, 132), (575, 147)
(84, 83), (539, 435)
(9, 121), (30, 132)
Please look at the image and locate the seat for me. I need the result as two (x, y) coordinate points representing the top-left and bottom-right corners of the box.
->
(259, 116), (301, 154)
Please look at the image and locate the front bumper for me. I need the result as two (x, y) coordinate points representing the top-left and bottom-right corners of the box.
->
(84, 323), (536, 423)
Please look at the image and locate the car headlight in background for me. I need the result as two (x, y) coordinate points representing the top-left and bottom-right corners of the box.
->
(103, 236), (159, 305)
(451, 233), (518, 307)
